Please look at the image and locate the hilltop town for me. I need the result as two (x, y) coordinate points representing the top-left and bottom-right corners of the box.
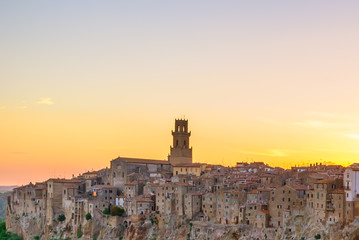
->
(5, 119), (359, 240)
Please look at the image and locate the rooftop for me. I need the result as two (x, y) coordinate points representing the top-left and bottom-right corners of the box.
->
(112, 157), (170, 165)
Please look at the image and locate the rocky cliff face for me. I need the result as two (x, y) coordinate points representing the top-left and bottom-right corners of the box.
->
(6, 209), (359, 240)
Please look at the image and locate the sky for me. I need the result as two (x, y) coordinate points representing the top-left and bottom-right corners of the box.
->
(1, 1), (359, 185)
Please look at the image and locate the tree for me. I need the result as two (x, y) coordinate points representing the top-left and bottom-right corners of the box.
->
(314, 234), (321, 239)
(111, 206), (124, 216)
(85, 213), (92, 221)
(77, 226), (83, 238)
(0, 221), (22, 240)
(58, 214), (66, 222)
(103, 208), (110, 215)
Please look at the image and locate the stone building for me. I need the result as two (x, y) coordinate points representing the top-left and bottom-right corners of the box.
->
(268, 185), (307, 228)
(154, 182), (190, 216)
(168, 119), (192, 166)
(244, 203), (268, 226)
(202, 192), (217, 221)
(45, 178), (83, 223)
(90, 185), (118, 212)
(124, 181), (145, 198)
(184, 192), (203, 219)
(312, 179), (343, 223)
(173, 163), (204, 176)
(110, 157), (171, 191)
(344, 164), (359, 223)
(124, 195), (154, 216)
(326, 189), (345, 225)
(216, 189), (247, 224)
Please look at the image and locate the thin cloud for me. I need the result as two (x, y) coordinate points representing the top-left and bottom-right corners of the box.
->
(238, 149), (290, 157)
(294, 120), (359, 129)
(37, 98), (54, 105)
(17, 106), (28, 109)
(346, 134), (359, 140)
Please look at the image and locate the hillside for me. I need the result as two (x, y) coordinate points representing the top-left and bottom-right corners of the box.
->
(0, 186), (17, 192)
(0, 192), (10, 221)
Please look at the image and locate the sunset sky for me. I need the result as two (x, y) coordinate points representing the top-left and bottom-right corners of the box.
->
(1, 1), (359, 185)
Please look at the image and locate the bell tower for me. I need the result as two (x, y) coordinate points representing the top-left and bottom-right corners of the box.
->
(168, 119), (192, 166)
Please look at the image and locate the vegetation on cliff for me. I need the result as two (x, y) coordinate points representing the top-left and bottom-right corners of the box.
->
(0, 221), (22, 240)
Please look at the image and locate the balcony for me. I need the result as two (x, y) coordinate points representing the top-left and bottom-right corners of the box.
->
(326, 207), (334, 211)
(326, 204), (335, 212)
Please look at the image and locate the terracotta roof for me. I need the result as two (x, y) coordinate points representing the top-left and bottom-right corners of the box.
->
(315, 179), (335, 184)
(261, 210), (270, 214)
(47, 178), (83, 183)
(330, 189), (345, 194)
(64, 184), (78, 189)
(288, 185), (308, 191)
(174, 163), (202, 167)
(256, 188), (271, 192)
(190, 192), (204, 196)
(92, 184), (117, 189)
(82, 171), (98, 175)
(135, 198), (154, 203)
(175, 182), (190, 186)
(112, 157), (170, 165)
(125, 182), (138, 186)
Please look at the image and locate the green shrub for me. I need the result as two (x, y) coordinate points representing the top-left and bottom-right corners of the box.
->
(0, 221), (22, 240)
(58, 214), (66, 222)
(85, 213), (92, 221)
(77, 227), (83, 238)
(314, 234), (321, 239)
(110, 206), (124, 216)
(103, 208), (110, 215)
